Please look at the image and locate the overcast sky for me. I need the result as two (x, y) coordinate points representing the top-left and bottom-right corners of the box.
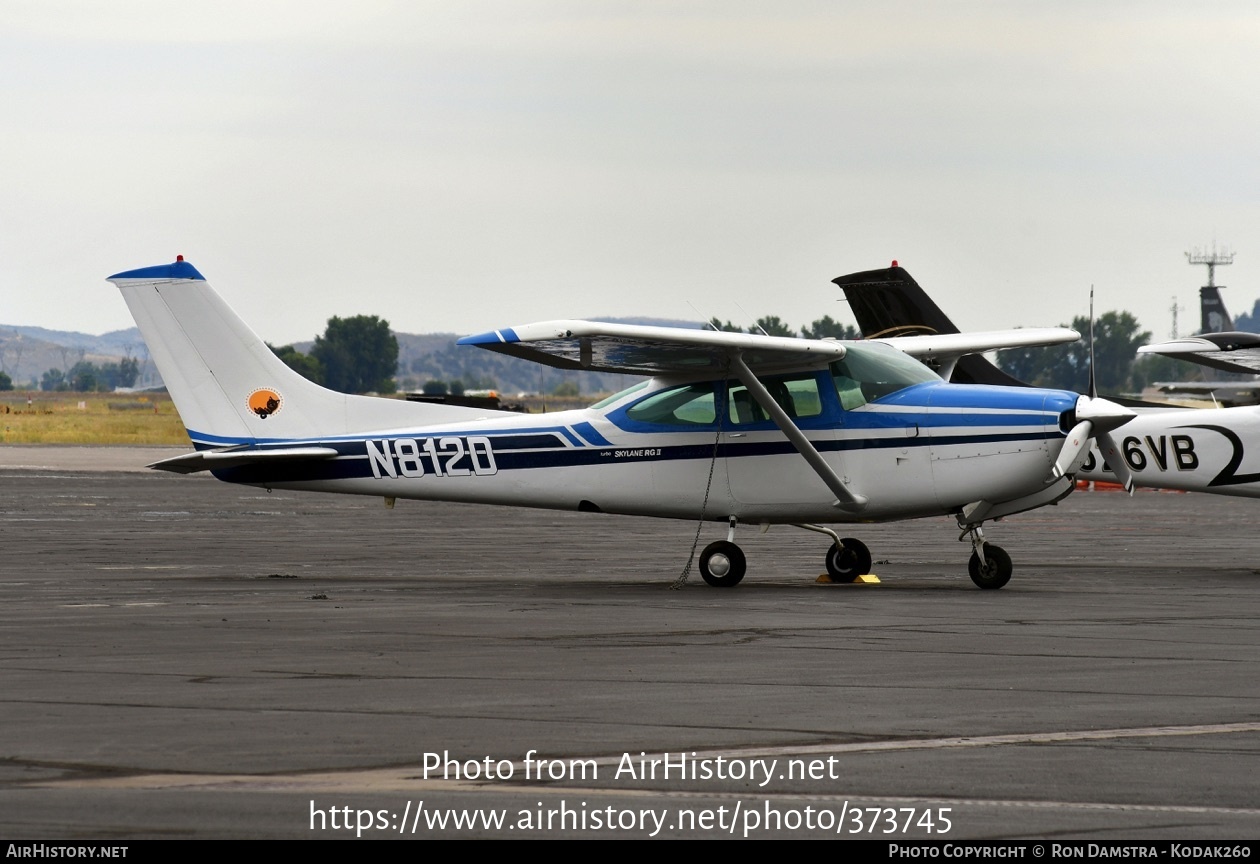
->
(3, 1), (1258, 345)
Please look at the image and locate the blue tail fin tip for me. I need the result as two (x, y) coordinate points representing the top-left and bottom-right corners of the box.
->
(108, 258), (206, 281)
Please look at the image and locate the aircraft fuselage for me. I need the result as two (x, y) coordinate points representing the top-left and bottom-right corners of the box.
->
(1077, 405), (1260, 497)
(210, 376), (1078, 525)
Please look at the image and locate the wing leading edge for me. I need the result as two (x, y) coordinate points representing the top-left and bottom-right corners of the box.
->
(457, 320), (846, 375)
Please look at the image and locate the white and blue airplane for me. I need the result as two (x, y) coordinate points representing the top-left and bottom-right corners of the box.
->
(109, 258), (1134, 590)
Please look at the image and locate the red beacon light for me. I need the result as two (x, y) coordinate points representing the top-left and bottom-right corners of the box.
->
(890, 259), (898, 267)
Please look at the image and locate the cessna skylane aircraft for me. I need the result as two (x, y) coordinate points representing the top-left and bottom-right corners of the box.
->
(837, 263), (1260, 499)
(110, 258), (1133, 590)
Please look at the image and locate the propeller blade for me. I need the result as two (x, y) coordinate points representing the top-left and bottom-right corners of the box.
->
(1052, 419), (1093, 479)
(1097, 432), (1135, 494)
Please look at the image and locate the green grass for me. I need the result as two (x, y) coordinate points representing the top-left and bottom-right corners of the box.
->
(0, 390), (604, 445)
(0, 392), (188, 445)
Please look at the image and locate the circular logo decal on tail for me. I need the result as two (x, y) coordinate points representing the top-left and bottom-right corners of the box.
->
(247, 388), (283, 419)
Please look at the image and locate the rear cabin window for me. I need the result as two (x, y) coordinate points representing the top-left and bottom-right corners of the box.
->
(625, 383), (717, 426)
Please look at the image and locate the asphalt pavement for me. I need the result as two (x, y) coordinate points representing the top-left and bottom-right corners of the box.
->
(2, 448), (1258, 839)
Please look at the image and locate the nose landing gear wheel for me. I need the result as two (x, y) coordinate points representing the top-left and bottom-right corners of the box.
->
(699, 540), (746, 587)
(825, 538), (872, 582)
(968, 544), (1012, 589)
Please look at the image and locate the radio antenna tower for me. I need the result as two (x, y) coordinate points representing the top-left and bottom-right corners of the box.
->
(1187, 244), (1235, 333)
(1169, 296), (1185, 339)
(1186, 244), (1234, 288)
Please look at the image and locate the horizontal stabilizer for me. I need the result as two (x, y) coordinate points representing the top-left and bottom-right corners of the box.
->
(149, 446), (340, 474)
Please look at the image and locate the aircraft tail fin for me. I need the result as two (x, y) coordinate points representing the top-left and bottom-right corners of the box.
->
(109, 258), (491, 448)
(832, 265), (1029, 387)
(1200, 284), (1234, 334)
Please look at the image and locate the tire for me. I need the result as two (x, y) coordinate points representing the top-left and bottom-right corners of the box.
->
(968, 544), (1013, 590)
(699, 540), (746, 587)
(825, 538), (872, 582)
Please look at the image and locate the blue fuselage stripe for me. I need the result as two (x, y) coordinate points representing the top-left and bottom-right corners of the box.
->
(208, 428), (1056, 485)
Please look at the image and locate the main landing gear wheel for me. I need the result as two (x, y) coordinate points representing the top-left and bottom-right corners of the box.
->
(825, 538), (872, 582)
(968, 544), (1012, 590)
(699, 540), (746, 587)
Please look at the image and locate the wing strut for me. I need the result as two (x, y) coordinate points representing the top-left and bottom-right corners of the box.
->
(728, 352), (867, 512)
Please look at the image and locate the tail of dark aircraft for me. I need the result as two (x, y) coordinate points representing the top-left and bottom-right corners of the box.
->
(1200, 284), (1234, 334)
(832, 265), (1029, 387)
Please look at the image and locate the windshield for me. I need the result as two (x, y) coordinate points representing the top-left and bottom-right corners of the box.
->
(831, 342), (939, 408)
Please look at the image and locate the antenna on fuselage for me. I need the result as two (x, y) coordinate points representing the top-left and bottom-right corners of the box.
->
(686, 301), (722, 332)
(732, 300), (769, 336)
(1087, 286), (1096, 399)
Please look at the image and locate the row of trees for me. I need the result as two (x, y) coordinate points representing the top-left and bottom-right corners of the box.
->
(998, 312), (1150, 392)
(710, 315), (862, 341)
(995, 311), (1207, 393)
(40, 358), (140, 392)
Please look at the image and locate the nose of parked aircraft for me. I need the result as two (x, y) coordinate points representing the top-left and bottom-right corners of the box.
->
(1052, 395), (1137, 484)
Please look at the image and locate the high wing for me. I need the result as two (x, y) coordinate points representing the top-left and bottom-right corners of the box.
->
(458, 319), (1078, 376)
(1138, 333), (1260, 376)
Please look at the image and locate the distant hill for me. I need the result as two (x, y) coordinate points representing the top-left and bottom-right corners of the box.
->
(0, 326), (157, 388)
(0, 316), (705, 395)
(2, 325), (146, 354)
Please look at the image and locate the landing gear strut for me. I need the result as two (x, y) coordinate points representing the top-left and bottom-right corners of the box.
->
(961, 524), (1013, 589)
(793, 523), (873, 582)
(696, 519), (877, 586)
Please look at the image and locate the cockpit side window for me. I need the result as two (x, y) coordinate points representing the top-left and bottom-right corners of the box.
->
(832, 368), (867, 410)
